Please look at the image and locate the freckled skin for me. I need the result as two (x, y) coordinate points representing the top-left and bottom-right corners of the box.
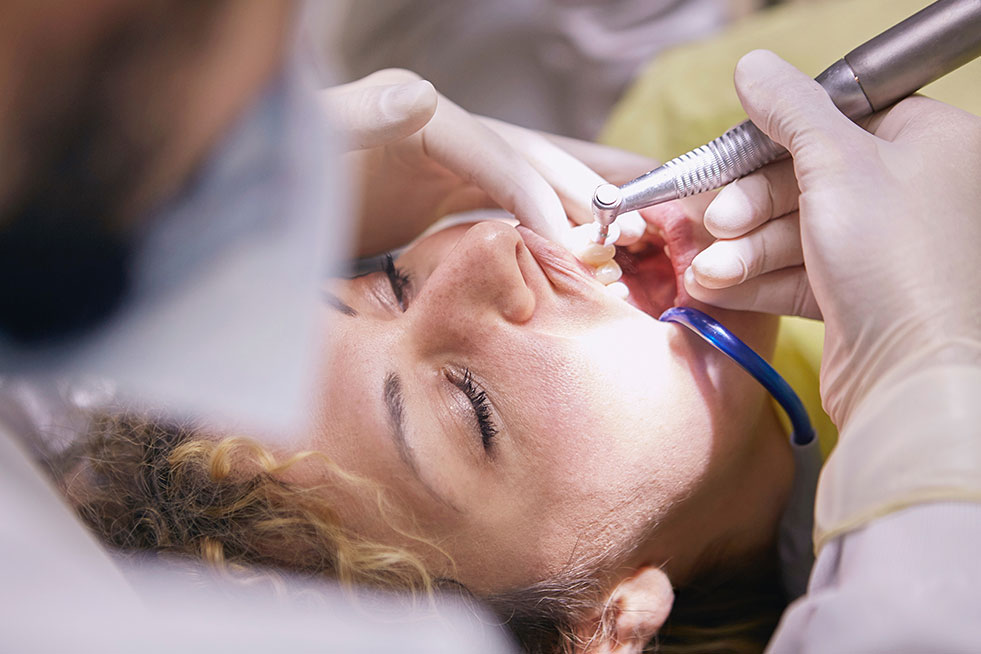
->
(298, 217), (792, 595)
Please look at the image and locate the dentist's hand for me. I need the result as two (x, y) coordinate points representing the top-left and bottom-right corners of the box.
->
(685, 50), (981, 425)
(321, 69), (647, 256)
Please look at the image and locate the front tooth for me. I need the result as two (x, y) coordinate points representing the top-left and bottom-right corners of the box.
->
(579, 242), (616, 266)
(594, 260), (622, 285)
(570, 223), (618, 264)
(604, 281), (630, 300)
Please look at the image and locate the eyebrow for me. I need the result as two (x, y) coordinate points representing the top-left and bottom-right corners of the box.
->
(383, 372), (463, 513)
(322, 290), (357, 317)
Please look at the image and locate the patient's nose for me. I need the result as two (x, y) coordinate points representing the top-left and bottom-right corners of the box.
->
(414, 222), (536, 329)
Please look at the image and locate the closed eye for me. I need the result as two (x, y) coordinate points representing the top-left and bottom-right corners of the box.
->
(450, 368), (499, 452)
(383, 253), (412, 311)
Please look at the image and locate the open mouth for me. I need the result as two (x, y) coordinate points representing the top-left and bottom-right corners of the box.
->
(617, 202), (699, 318)
(517, 201), (703, 319)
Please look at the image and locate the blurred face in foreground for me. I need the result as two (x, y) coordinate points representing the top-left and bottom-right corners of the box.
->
(305, 203), (793, 606)
(0, 0), (292, 340)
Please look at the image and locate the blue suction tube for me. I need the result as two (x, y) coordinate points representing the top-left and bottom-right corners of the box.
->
(659, 306), (815, 447)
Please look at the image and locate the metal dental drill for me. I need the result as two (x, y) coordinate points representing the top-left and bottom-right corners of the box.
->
(591, 0), (981, 243)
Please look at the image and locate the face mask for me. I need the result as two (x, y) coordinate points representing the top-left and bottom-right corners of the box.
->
(0, 60), (348, 436)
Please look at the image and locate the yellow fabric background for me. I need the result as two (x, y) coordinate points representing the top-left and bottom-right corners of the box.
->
(601, 0), (981, 161)
(771, 316), (837, 459)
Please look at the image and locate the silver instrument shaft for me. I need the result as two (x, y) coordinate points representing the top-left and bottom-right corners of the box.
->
(590, 0), (981, 240)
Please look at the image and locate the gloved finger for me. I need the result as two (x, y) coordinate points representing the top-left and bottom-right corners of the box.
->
(684, 264), (821, 319)
(864, 94), (972, 145)
(733, 50), (870, 156)
(479, 117), (645, 245)
(540, 133), (660, 184)
(703, 158), (799, 239)
(425, 98), (571, 246)
(691, 211), (802, 289)
(320, 79), (437, 150)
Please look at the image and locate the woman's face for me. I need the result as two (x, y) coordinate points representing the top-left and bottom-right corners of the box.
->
(304, 206), (792, 594)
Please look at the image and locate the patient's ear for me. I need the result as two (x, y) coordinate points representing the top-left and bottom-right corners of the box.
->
(573, 566), (674, 654)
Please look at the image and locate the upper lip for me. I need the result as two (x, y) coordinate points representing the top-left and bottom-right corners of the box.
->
(627, 202), (703, 307)
(516, 225), (598, 293)
(518, 202), (702, 314)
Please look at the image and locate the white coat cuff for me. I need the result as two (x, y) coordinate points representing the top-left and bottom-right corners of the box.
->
(814, 364), (981, 551)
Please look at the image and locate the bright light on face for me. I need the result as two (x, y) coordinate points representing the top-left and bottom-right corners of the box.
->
(299, 210), (793, 595)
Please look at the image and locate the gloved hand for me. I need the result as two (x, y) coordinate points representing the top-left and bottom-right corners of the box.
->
(684, 50), (981, 426)
(320, 69), (646, 257)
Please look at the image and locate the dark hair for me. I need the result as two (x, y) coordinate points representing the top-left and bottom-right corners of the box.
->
(651, 548), (786, 653)
(484, 539), (786, 654)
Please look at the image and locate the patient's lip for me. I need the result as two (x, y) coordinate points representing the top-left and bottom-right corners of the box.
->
(517, 206), (702, 314)
(635, 202), (703, 307)
(516, 226), (597, 291)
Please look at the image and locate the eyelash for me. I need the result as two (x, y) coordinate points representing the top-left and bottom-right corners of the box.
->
(383, 254), (496, 452)
(455, 368), (499, 451)
(383, 253), (411, 311)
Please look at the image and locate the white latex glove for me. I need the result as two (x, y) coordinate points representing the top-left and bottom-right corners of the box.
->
(320, 69), (645, 257)
(685, 50), (981, 427)
(478, 118), (648, 246)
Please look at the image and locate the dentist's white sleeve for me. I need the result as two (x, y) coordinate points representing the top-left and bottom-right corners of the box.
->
(768, 365), (981, 653)
(768, 503), (981, 653)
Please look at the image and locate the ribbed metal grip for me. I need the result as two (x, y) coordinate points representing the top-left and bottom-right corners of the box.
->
(607, 0), (981, 218)
(664, 120), (787, 198)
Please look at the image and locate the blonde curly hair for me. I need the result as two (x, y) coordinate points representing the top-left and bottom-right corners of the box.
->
(52, 413), (439, 593)
(48, 411), (786, 654)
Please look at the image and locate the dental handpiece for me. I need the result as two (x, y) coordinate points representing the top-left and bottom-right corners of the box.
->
(591, 0), (981, 243)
